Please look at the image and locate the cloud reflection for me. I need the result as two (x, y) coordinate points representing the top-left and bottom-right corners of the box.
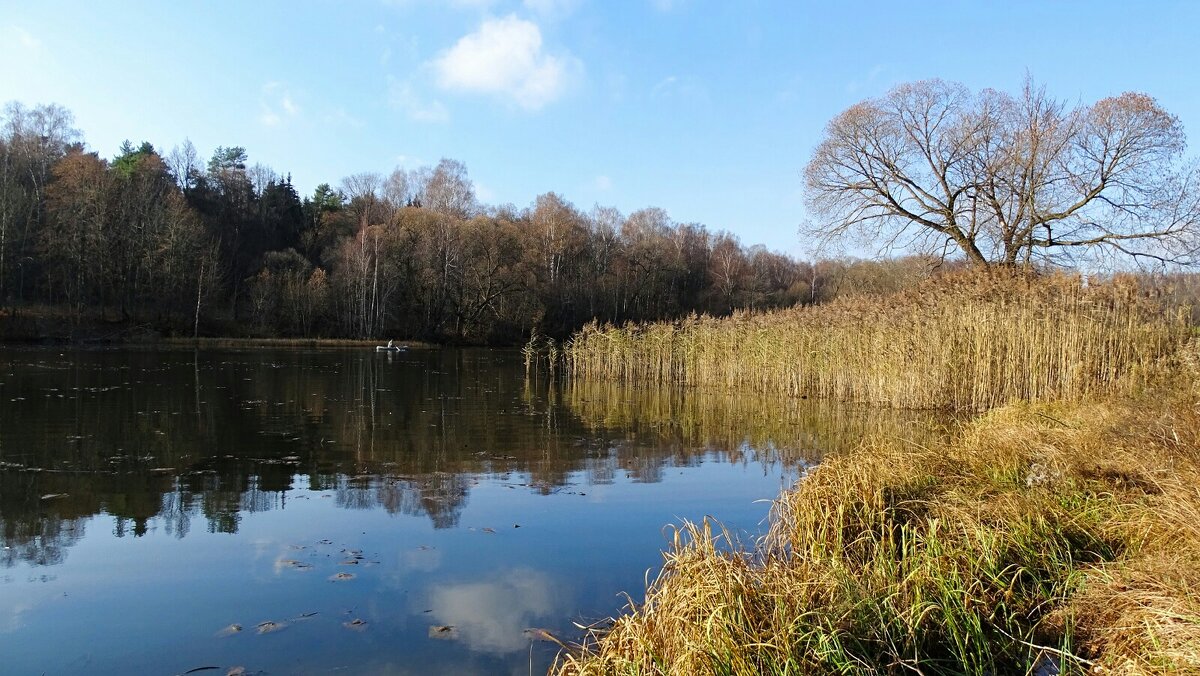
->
(424, 568), (561, 653)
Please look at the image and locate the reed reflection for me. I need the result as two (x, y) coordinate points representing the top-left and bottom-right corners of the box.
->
(0, 347), (947, 567)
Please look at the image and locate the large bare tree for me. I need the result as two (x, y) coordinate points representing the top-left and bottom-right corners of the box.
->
(804, 79), (1200, 267)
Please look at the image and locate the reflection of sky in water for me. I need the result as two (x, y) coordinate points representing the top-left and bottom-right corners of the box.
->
(425, 568), (560, 653)
(0, 347), (940, 674)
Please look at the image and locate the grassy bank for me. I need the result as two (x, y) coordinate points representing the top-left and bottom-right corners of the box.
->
(566, 273), (1188, 410)
(555, 380), (1200, 675)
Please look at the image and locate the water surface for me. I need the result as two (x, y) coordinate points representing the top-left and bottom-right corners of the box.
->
(0, 347), (938, 674)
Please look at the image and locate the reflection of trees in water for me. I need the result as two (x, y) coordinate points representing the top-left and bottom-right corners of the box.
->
(0, 348), (951, 566)
(336, 472), (471, 529)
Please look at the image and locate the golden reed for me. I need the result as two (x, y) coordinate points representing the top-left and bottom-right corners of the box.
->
(565, 271), (1188, 410)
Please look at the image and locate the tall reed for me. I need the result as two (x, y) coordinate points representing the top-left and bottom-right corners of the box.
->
(566, 272), (1188, 410)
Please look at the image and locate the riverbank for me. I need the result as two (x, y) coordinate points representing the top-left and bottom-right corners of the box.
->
(0, 306), (434, 348)
(156, 336), (432, 350)
(555, 374), (1200, 675)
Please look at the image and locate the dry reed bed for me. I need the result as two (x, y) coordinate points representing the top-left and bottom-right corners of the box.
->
(566, 273), (1188, 410)
(555, 386), (1200, 675)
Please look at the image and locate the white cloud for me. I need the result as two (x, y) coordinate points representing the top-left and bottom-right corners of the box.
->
(259, 82), (302, 127)
(474, 181), (497, 202)
(846, 64), (887, 94)
(432, 15), (579, 110)
(651, 74), (708, 102)
(651, 75), (678, 96)
(324, 107), (366, 128)
(424, 569), (560, 653)
(388, 77), (450, 123)
(14, 27), (41, 50)
(2, 26), (42, 54)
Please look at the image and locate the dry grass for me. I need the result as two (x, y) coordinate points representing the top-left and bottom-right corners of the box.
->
(554, 380), (1200, 675)
(565, 271), (1188, 411)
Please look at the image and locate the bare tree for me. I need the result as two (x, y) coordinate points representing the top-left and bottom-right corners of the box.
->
(340, 172), (384, 231)
(166, 139), (200, 193)
(804, 78), (1200, 267)
(382, 167), (410, 216)
(248, 162), (279, 197)
(417, 158), (476, 220)
(1, 101), (79, 302)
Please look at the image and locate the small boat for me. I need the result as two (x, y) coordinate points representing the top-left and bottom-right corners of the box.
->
(376, 340), (404, 352)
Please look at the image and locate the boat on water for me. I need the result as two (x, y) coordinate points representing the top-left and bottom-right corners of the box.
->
(376, 340), (404, 352)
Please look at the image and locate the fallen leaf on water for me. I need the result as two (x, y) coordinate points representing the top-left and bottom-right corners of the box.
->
(481, 527), (496, 534)
(330, 572), (355, 581)
(226, 668), (246, 676)
(338, 559), (359, 565)
(255, 620), (286, 634)
(428, 625), (458, 640)
(39, 493), (68, 501)
(291, 612), (319, 621)
(343, 618), (368, 631)
(215, 624), (243, 637)
(182, 667), (220, 674)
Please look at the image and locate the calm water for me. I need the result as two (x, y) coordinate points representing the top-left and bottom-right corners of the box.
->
(0, 347), (938, 675)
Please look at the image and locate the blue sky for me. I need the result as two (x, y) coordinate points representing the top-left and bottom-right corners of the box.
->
(3, 0), (1198, 256)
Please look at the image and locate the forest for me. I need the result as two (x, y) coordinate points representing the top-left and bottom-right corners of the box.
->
(0, 100), (929, 345)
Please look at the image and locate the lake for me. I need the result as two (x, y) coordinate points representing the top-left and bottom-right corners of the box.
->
(0, 347), (940, 675)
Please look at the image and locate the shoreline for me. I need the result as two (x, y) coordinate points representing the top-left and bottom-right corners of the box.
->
(554, 379), (1200, 675)
(0, 335), (438, 350)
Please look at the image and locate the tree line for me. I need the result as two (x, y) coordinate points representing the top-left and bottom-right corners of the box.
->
(3, 100), (888, 344)
(15, 77), (1174, 344)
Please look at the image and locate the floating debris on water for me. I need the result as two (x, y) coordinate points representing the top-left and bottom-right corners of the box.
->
(214, 624), (243, 637)
(330, 572), (355, 581)
(255, 620), (286, 634)
(428, 625), (458, 640)
(343, 618), (368, 631)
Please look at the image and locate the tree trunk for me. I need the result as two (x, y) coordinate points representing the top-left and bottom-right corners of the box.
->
(194, 257), (205, 338)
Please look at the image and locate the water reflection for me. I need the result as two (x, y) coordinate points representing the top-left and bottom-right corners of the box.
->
(0, 347), (947, 674)
(0, 348), (948, 568)
(424, 568), (561, 653)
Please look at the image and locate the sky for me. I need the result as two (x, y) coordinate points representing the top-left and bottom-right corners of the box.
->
(2, 0), (1198, 257)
